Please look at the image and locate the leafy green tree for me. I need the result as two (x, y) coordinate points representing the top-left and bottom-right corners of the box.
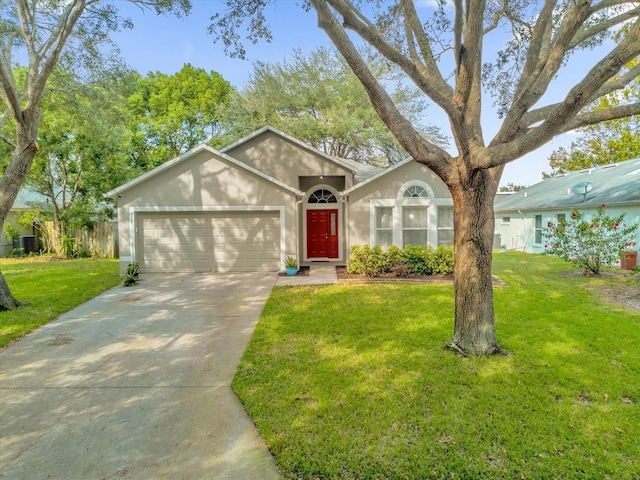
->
(217, 47), (444, 166)
(129, 64), (233, 170)
(543, 205), (638, 274)
(499, 183), (527, 193)
(545, 59), (640, 177)
(212, 1), (640, 355)
(29, 66), (137, 234)
(0, 0), (189, 310)
(545, 118), (640, 176)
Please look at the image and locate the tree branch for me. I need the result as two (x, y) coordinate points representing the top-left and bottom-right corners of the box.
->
(401, 0), (451, 101)
(557, 102), (640, 133)
(570, 6), (640, 49)
(325, 0), (455, 116)
(522, 61), (640, 127)
(496, 0), (590, 144)
(310, 0), (452, 178)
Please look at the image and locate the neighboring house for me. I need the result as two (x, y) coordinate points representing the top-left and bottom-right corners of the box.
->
(494, 158), (640, 263)
(106, 126), (454, 273)
(1, 187), (49, 256)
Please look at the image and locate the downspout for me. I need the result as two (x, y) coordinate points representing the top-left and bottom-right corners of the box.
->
(340, 194), (349, 264)
(295, 196), (304, 264)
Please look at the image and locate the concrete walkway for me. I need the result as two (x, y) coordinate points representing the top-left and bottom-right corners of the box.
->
(0, 273), (282, 480)
(275, 264), (338, 286)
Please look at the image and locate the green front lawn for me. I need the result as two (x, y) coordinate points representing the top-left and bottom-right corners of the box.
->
(233, 252), (640, 479)
(0, 256), (120, 348)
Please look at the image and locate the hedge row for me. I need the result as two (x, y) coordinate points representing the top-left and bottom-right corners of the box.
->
(347, 244), (454, 277)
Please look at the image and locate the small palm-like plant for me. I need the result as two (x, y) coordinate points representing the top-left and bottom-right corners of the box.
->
(284, 256), (299, 269)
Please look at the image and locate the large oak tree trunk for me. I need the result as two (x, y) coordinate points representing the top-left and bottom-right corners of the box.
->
(0, 122), (40, 311)
(449, 169), (501, 356)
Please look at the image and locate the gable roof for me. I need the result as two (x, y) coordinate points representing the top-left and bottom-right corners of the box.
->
(221, 126), (384, 182)
(341, 157), (415, 195)
(495, 157), (640, 212)
(105, 143), (305, 199)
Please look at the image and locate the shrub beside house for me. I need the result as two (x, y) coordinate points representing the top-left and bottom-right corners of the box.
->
(494, 158), (640, 268)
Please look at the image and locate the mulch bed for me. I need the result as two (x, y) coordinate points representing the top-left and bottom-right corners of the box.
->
(335, 266), (506, 286)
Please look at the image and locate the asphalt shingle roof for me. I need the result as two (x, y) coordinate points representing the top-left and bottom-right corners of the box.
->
(495, 158), (640, 212)
(12, 187), (49, 210)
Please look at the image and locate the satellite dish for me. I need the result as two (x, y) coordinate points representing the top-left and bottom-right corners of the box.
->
(570, 181), (593, 202)
(571, 181), (593, 195)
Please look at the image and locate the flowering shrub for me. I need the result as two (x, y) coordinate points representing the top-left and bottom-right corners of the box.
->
(542, 205), (638, 274)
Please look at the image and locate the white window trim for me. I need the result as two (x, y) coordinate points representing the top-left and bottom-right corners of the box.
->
(370, 182), (452, 248)
(397, 180), (435, 199)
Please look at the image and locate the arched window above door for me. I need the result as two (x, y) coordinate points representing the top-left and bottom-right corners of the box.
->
(308, 189), (337, 204)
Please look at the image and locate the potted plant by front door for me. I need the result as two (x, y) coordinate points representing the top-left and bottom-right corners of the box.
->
(284, 256), (299, 276)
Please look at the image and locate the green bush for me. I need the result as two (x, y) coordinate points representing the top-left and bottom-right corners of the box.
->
(347, 244), (455, 277)
(347, 245), (388, 276)
(384, 245), (403, 268)
(401, 244), (434, 275)
(432, 245), (455, 274)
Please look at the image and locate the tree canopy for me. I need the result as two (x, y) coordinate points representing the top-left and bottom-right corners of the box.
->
(217, 47), (445, 166)
(0, 0), (190, 310)
(211, 0), (640, 355)
(29, 66), (137, 231)
(545, 56), (640, 176)
(129, 64), (233, 170)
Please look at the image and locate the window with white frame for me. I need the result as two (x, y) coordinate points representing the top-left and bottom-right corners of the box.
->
(375, 207), (394, 248)
(403, 206), (428, 246)
(534, 215), (543, 244)
(308, 189), (337, 204)
(437, 206), (454, 246)
(370, 181), (444, 248)
(403, 185), (429, 198)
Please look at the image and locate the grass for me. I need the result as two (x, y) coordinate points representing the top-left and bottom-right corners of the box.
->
(233, 252), (640, 479)
(0, 256), (121, 348)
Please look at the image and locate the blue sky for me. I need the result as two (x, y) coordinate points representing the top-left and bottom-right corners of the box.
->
(111, 1), (581, 187)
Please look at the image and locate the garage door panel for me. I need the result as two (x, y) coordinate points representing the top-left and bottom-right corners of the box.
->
(138, 211), (281, 273)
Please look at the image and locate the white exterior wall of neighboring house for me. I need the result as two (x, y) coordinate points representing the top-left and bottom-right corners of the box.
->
(494, 159), (640, 266)
(497, 205), (640, 254)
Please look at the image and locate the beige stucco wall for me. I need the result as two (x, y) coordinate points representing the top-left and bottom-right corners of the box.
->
(115, 149), (299, 269)
(347, 161), (452, 247)
(226, 130), (355, 190)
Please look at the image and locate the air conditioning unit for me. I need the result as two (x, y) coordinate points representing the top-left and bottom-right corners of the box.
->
(12, 235), (37, 255)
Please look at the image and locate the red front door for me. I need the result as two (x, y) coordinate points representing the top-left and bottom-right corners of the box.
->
(307, 209), (339, 258)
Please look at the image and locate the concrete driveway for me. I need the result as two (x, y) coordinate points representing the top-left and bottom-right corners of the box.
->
(0, 273), (281, 480)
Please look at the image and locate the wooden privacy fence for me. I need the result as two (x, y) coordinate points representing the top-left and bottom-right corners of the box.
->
(38, 221), (119, 258)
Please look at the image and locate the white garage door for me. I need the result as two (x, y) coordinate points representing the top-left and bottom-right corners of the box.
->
(137, 211), (281, 273)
